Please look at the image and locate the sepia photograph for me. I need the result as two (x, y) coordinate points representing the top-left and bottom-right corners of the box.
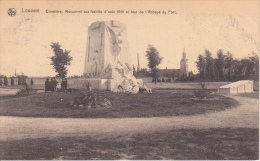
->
(0, 0), (259, 160)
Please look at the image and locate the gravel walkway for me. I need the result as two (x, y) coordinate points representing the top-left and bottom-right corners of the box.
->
(0, 88), (19, 96)
(0, 95), (258, 141)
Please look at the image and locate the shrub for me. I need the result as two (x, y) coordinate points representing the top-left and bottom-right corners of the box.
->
(166, 78), (171, 82)
(72, 90), (112, 109)
(157, 78), (161, 82)
(193, 90), (210, 99)
(16, 86), (35, 95)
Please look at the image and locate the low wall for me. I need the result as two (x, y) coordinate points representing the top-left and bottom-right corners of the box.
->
(73, 78), (143, 91)
(1, 77), (144, 91)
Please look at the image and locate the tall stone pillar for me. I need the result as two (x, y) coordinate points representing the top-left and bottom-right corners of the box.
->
(75, 20), (146, 92)
(83, 20), (132, 79)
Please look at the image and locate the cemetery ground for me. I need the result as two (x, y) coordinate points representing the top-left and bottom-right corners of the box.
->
(1, 128), (258, 160)
(0, 81), (258, 159)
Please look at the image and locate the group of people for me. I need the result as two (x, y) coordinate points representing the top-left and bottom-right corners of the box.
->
(45, 77), (67, 92)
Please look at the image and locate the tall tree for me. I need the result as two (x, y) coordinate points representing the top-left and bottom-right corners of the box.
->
(215, 50), (225, 81)
(146, 45), (163, 84)
(49, 42), (73, 78)
(232, 59), (241, 78)
(204, 50), (215, 81)
(224, 52), (234, 80)
(248, 52), (259, 75)
(196, 54), (205, 80)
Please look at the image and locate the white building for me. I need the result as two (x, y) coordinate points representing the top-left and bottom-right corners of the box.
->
(218, 80), (254, 94)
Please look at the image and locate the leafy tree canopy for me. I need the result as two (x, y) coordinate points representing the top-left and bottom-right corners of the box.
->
(49, 42), (73, 78)
(146, 45), (163, 70)
(146, 44), (163, 83)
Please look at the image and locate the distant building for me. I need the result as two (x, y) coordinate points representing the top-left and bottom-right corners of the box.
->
(157, 48), (189, 79)
(180, 48), (188, 76)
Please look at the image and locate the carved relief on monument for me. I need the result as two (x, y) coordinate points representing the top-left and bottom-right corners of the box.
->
(84, 20), (132, 79)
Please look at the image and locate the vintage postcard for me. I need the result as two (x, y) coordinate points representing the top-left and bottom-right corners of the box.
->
(0, 0), (259, 160)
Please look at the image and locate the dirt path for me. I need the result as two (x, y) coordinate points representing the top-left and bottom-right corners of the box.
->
(0, 88), (19, 96)
(0, 95), (258, 141)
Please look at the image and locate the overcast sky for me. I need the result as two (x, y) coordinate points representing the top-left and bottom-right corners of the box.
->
(0, 0), (259, 77)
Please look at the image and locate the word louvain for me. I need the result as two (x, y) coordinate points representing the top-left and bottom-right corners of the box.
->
(22, 8), (39, 12)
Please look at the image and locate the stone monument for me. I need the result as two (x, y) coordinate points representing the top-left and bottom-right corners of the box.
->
(74, 20), (149, 93)
(83, 20), (131, 78)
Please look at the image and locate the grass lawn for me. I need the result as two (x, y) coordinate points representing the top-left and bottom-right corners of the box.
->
(0, 90), (238, 118)
(0, 128), (258, 160)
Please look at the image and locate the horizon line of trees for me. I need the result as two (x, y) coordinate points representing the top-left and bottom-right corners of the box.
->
(196, 49), (259, 82)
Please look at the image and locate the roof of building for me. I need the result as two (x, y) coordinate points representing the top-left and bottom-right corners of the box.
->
(219, 80), (253, 88)
(157, 69), (180, 73)
(156, 69), (180, 77)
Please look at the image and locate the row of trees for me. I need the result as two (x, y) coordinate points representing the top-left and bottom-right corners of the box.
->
(196, 49), (259, 81)
(48, 42), (259, 83)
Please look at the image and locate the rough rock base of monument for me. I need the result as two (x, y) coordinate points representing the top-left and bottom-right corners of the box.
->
(73, 79), (108, 90)
(73, 78), (143, 92)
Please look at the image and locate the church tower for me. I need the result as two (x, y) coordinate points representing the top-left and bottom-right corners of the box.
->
(180, 48), (188, 77)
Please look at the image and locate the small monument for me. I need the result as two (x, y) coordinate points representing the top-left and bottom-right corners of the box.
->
(74, 20), (149, 93)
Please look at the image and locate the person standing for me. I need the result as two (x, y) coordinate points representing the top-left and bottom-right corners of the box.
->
(53, 78), (58, 91)
(65, 78), (67, 91)
(45, 78), (50, 92)
(56, 82), (61, 91)
(61, 78), (66, 92)
(49, 79), (53, 91)
(50, 78), (55, 92)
